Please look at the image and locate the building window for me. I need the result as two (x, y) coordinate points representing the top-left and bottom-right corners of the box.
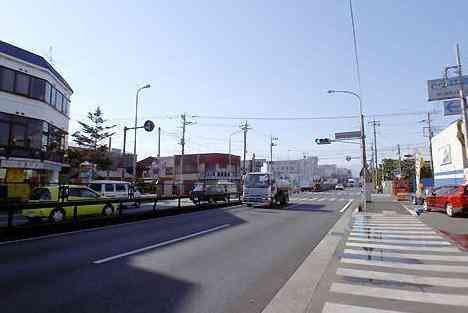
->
(11, 123), (27, 147)
(0, 120), (9, 146)
(45, 82), (51, 104)
(41, 121), (48, 151)
(0, 67), (15, 92)
(15, 72), (30, 96)
(30, 77), (46, 101)
(55, 90), (63, 111)
(50, 87), (56, 108)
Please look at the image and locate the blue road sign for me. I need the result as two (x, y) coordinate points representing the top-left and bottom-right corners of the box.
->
(444, 100), (461, 116)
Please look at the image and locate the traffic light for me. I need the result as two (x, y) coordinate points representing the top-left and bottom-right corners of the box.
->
(315, 138), (332, 145)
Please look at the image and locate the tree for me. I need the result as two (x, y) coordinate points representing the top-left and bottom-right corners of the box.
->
(71, 106), (116, 171)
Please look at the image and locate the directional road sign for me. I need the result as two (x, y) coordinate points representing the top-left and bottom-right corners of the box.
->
(427, 76), (468, 101)
(444, 99), (461, 116)
(335, 131), (361, 140)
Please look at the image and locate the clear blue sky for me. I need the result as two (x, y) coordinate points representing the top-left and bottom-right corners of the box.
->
(2, 0), (467, 174)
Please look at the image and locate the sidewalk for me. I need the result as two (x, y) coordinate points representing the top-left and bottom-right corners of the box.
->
(263, 197), (468, 313)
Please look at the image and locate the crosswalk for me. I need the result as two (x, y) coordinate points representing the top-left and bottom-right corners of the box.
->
(291, 196), (354, 202)
(321, 213), (468, 313)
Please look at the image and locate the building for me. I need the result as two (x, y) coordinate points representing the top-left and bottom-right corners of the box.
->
(0, 41), (73, 197)
(138, 156), (175, 180)
(270, 156), (319, 186)
(431, 120), (467, 187)
(174, 153), (241, 194)
(244, 158), (267, 173)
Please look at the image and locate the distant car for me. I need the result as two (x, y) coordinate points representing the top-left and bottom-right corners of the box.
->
(424, 185), (468, 217)
(335, 184), (344, 190)
(190, 181), (239, 205)
(22, 185), (115, 223)
(89, 180), (142, 207)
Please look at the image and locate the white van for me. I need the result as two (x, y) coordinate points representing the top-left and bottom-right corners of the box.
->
(89, 180), (142, 207)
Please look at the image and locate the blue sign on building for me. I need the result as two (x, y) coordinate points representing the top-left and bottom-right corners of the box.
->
(444, 100), (461, 116)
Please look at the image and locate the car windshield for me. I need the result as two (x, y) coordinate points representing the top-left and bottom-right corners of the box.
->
(244, 174), (270, 188)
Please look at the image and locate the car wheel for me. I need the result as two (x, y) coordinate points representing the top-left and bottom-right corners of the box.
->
(102, 204), (114, 216)
(423, 201), (431, 212)
(446, 203), (455, 217)
(49, 208), (65, 223)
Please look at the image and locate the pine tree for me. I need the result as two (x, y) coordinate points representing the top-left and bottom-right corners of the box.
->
(71, 106), (116, 171)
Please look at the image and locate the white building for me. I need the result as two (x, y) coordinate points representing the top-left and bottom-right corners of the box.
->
(270, 157), (318, 186)
(431, 119), (467, 187)
(0, 40), (73, 196)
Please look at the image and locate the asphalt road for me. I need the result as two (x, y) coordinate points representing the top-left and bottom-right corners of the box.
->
(0, 189), (358, 313)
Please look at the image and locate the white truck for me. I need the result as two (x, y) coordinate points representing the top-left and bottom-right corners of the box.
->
(242, 172), (290, 207)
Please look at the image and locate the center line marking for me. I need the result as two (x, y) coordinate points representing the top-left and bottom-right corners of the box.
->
(340, 199), (353, 213)
(93, 224), (230, 264)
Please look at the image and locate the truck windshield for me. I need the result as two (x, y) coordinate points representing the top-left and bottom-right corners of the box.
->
(244, 174), (270, 188)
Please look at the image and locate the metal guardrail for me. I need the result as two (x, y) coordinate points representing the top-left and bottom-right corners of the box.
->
(0, 189), (242, 228)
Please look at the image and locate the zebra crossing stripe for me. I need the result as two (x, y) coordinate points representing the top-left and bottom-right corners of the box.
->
(343, 248), (468, 261)
(352, 226), (432, 231)
(336, 267), (468, 288)
(346, 242), (459, 252)
(349, 232), (441, 239)
(350, 229), (436, 234)
(322, 302), (407, 313)
(329, 197), (336, 201)
(341, 257), (468, 273)
(330, 282), (468, 307)
(347, 237), (451, 246)
(353, 223), (427, 227)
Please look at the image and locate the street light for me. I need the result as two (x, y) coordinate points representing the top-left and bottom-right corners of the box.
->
(133, 84), (151, 182)
(327, 89), (370, 209)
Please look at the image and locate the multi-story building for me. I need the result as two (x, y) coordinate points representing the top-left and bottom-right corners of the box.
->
(270, 156), (319, 186)
(174, 153), (241, 194)
(0, 41), (73, 197)
(244, 158), (267, 173)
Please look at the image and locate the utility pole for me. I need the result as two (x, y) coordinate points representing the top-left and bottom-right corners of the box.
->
(397, 144), (402, 176)
(420, 112), (434, 179)
(456, 44), (468, 158)
(369, 120), (381, 190)
(122, 126), (128, 180)
(270, 136), (278, 164)
(178, 113), (194, 202)
(240, 121), (250, 174)
(107, 135), (112, 178)
(157, 127), (161, 157)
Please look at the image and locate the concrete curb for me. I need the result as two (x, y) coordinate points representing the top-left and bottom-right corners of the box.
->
(261, 203), (354, 313)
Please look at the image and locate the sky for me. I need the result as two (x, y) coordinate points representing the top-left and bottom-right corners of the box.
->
(2, 0), (468, 175)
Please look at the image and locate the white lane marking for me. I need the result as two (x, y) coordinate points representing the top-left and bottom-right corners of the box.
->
(348, 237), (451, 246)
(330, 282), (468, 307)
(329, 197), (336, 201)
(356, 214), (414, 218)
(343, 248), (468, 262)
(346, 242), (460, 252)
(93, 224), (230, 264)
(353, 218), (421, 222)
(323, 302), (407, 313)
(349, 232), (442, 239)
(352, 226), (432, 231)
(317, 198), (326, 202)
(340, 200), (353, 213)
(402, 204), (417, 216)
(350, 229), (436, 235)
(336, 267), (468, 288)
(341, 257), (468, 273)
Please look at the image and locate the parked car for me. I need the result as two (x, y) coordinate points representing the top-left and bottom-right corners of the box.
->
(22, 185), (115, 223)
(335, 183), (344, 190)
(424, 185), (468, 217)
(190, 181), (239, 205)
(89, 180), (142, 207)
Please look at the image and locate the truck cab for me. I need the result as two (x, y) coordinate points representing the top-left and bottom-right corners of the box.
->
(242, 172), (289, 207)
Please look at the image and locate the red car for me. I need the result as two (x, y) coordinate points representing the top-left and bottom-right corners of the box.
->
(424, 185), (468, 217)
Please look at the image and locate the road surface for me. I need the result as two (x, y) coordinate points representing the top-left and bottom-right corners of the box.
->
(0, 189), (358, 313)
